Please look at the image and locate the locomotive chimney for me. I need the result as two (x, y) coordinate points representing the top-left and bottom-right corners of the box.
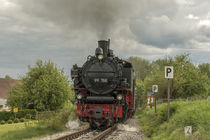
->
(98, 39), (110, 57)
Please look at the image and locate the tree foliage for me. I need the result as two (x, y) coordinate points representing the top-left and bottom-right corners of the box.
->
(135, 80), (146, 109)
(7, 84), (28, 109)
(132, 55), (210, 108)
(128, 56), (152, 80)
(198, 63), (210, 76)
(5, 75), (12, 79)
(144, 54), (209, 99)
(7, 60), (73, 111)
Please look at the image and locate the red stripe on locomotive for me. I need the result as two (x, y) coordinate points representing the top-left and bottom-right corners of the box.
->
(77, 104), (123, 118)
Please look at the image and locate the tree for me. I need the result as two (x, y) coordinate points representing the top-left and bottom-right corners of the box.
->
(144, 54), (209, 99)
(198, 63), (210, 95)
(7, 60), (73, 111)
(128, 57), (152, 80)
(7, 84), (28, 109)
(198, 63), (210, 76)
(135, 80), (146, 109)
(5, 75), (12, 79)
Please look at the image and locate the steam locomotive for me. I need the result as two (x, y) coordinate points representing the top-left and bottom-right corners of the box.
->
(71, 39), (135, 129)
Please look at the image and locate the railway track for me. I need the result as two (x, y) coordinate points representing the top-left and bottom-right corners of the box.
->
(92, 125), (116, 140)
(55, 127), (90, 140)
(55, 125), (117, 140)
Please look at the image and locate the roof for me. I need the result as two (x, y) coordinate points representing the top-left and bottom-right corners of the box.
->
(0, 78), (21, 99)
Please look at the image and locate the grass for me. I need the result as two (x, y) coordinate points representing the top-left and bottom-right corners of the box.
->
(0, 103), (77, 140)
(0, 121), (57, 140)
(137, 100), (210, 140)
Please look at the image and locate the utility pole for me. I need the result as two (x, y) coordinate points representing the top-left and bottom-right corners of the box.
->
(155, 94), (157, 113)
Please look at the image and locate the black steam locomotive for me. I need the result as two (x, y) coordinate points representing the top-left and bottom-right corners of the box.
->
(71, 39), (135, 129)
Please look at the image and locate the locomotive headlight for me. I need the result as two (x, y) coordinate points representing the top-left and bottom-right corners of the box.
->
(77, 94), (82, 100)
(98, 55), (103, 60)
(117, 94), (123, 100)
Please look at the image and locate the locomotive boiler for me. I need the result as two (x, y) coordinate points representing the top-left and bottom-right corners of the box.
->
(71, 39), (135, 129)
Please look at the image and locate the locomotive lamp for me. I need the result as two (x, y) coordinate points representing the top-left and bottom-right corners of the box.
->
(98, 54), (103, 60)
(95, 47), (103, 60)
(77, 94), (83, 100)
(117, 94), (123, 100)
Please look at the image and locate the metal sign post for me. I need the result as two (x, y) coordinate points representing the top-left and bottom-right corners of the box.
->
(165, 66), (173, 120)
(152, 85), (158, 113)
(167, 79), (170, 120)
(155, 95), (157, 113)
(13, 107), (18, 119)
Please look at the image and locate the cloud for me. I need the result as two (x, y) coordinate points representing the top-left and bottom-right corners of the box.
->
(199, 20), (210, 27)
(13, 0), (141, 39)
(0, 0), (210, 78)
(129, 15), (194, 48)
(129, 0), (197, 48)
(187, 14), (200, 20)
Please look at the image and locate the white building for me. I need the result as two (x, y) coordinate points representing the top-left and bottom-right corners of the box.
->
(0, 99), (9, 110)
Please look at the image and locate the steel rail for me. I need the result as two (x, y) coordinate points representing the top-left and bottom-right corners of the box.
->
(91, 125), (117, 140)
(55, 127), (90, 140)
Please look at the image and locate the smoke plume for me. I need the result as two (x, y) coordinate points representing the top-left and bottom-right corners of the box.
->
(14, 0), (138, 38)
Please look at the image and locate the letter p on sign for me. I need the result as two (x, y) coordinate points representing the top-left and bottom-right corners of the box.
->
(165, 66), (174, 79)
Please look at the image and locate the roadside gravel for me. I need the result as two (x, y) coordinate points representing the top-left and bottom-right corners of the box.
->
(105, 117), (144, 140)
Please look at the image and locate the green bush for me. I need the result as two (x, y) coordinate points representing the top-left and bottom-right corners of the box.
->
(14, 118), (19, 123)
(25, 114), (31, 119)
(20, 118), (25, 122)
(0, 111), (12, 121)
(38, 104), (77, 131)
(16, 109), (37, 119)
(9, 116), (14, 121)
(0, 120), (5, 125)
(38, 110), (69, 131)
(7, 120), (13, 124)
(0, 109), (37, 122)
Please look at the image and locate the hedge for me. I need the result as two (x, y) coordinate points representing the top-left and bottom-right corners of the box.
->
(16, 109), (37, 119)
(0, 111), (12, 121)
(7, 120), (13, 124)
(0, 109), (37, 121)
(0, 120), (5, 125)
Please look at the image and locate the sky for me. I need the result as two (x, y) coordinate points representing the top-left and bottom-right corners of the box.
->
(0, 0), (210, 79)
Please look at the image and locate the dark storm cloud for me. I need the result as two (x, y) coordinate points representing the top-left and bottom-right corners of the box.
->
(199, 26), (210, 38)
(1, 0), (210, 78)
(14, 0), (138, 38)
(0, 28), (92, 78)
(129, 0), (195, 48)
(138, 0), (178, 18)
